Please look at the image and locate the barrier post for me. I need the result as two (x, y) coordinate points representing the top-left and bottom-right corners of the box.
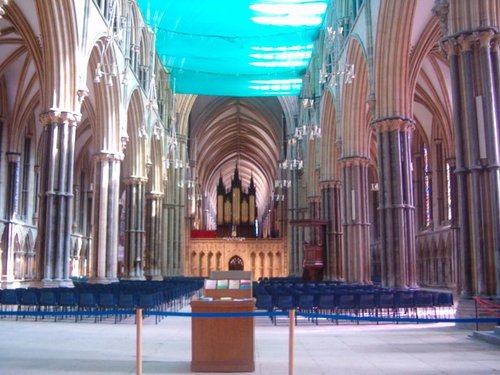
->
(289, 309), (295, 375)
(136, 308), (143, 375)
(474, 298), (479, 331)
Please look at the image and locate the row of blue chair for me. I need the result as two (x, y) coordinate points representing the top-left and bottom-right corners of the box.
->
(253, 281), (454, 325)
(0, 277), (204, 323)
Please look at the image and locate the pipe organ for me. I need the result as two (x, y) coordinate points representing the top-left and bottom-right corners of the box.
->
(217, 165), (257, 237)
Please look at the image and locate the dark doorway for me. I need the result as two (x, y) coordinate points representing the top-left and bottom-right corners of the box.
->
(228, 255), (244, 271)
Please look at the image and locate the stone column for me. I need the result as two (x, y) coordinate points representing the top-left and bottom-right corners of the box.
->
(307, 197), (321, 243)
(288, 169), (305, 277)
(340, 157), (371, 284)
(3, 153), (21, 281)
(89, 152), (122, 283)
(439, 32), (500, 297)
(320, 181), (343, 280)
(37, 110), (78, 286)
(145, 192), (163, 280)
(447, 157), (460, 289)
(6, 152), (21, 219)
(370, 118), (417, 289)
(162, 202), (175, 276)
(123, 177), (147, 280)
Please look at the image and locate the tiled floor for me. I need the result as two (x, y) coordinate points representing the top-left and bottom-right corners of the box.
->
(0, 309), (499, 374)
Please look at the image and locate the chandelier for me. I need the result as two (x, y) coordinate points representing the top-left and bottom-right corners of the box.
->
(295, 97), (321, 140)
(320, 20), (356, 88)
(294, 74), (321, 141)
(320, 62), (355, 87)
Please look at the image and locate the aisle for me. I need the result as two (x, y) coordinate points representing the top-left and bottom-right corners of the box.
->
(0, 306), (499, 374)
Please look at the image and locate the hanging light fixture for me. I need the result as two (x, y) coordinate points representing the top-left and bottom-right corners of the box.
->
(321, 19), (356, 88)
(295, 74), (321, 141)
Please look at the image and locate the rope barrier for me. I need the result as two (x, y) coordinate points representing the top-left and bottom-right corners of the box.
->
(2, 307), (499, 375)
(1, 308), (500, 324)
(473, 297), (500, 318)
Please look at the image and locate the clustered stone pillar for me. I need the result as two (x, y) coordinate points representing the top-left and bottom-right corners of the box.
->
(341, 157), (371, 283)
(446, 157), (460, 289)
(6, 152), (21, 220)
(2, 153), (21, 281)
(370, 118), (417, 289)
(320, 181), (343, 280)
(89, 152), (122, 282)
(162, 201), (175, 275)
(145, 192), (163, 280)
(442, 32), (500, 297)
(288, 172), (304, 276)
(37, 110), (78, 285)
(123, 177), (147, 280)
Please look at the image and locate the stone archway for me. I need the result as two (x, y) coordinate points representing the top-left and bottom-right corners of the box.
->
(228, 255), (244, 271)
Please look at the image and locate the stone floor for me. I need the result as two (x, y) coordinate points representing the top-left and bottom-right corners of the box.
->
(0, 309), (499, 374)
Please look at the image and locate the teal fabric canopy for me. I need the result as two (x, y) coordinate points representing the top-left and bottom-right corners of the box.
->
(137, 0), (328, 96)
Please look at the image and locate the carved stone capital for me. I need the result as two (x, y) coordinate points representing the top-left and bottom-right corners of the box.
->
(370, 116), (415, 133)
(123, 176), (148, 185)
(39, 110), (79, 127)
(456, 34), (475, 52)
(77, 88), (89, 105)
(475, 30), (495, 49)
(492, 36), (500, 52)
(440, 38), (459, 56)
(306, 196), (320, 204)
(146, 192), (164, 200)
(338, 156), (370, 168)
(93, 151), (124, 163)
(320, 179), (342, 190)
(6, 152), (21, 163)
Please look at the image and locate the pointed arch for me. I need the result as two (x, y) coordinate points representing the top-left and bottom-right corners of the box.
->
(123, 89), (146, 177)
(319, 89), (339, 182)
(374, 0), (417, 119)
(341, 38), (370, 158)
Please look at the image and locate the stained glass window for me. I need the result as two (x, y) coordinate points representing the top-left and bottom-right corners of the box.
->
(446, 162), (452, 221)
(423, 144), (431, 227)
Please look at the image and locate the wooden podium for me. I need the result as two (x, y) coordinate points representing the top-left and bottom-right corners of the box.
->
(191, 271), (255, 373)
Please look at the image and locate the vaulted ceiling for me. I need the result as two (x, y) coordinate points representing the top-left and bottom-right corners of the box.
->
(189, 96), (284, 218)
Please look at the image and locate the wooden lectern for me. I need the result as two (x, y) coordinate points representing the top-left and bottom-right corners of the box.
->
(191, 271), (255, 372)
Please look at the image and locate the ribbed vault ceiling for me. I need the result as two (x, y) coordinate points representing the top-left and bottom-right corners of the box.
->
(190, 96), (283, 221)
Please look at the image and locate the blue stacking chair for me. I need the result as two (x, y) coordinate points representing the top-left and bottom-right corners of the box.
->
(358, 292), (377, 322)
(0, 289), (20, 318)
(255, 294), (274, 324)
(39, 289), (59, 321)
(58, 289), (78, 321)
(97, 292), (117, 322)
(116, 293), (136, 323)
(295, 294), (316, 325)
(138, 293), (158, 324)
(434, 292), (454, 318)
(19, 289), (40, 321)
(273, 294), (294, 326)
(376, 291), (395, 322)
(414, 290), (436, 319)
(77, 292), (98, 322)
(394, 290), (416, 320)
(335, 293), (358, 325)
(315, 293), (335, 323)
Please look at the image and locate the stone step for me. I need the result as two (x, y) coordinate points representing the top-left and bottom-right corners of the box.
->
(473, 326), (500, 346)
